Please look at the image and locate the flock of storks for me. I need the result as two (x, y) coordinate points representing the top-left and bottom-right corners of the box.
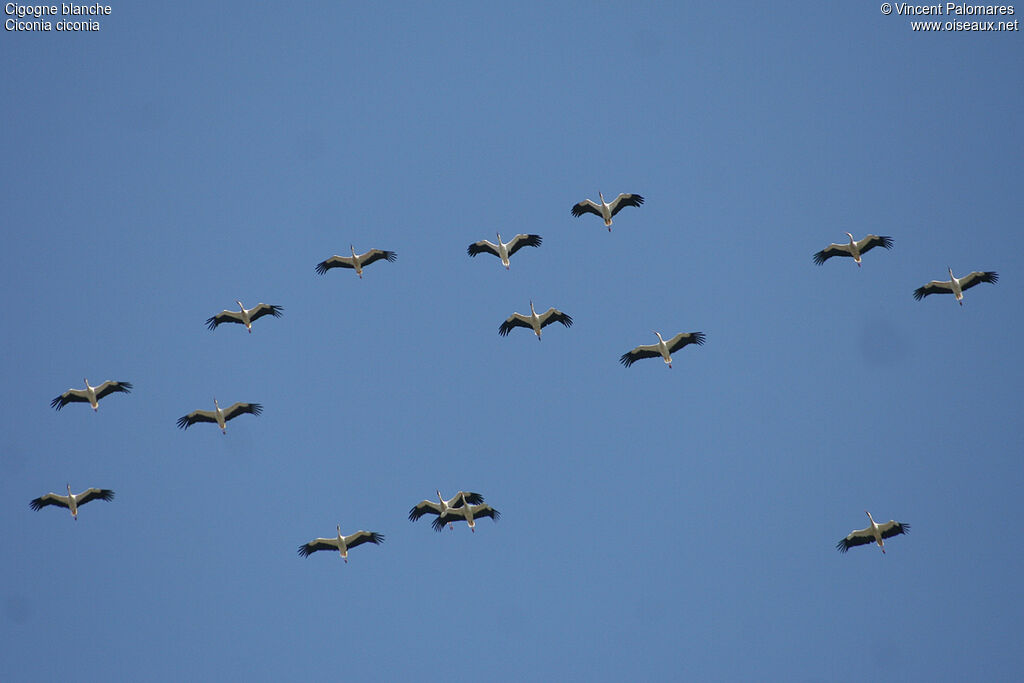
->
(32, 191), (1000, 559)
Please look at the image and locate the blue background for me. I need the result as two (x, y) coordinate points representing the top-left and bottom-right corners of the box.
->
(2, 3), (1021, 681)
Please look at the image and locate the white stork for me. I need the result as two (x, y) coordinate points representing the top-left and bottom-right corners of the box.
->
(30, 484), (114, 520)
(409, 490), (485, 530)
(433, 502), (500, 532)
(914, 268), (998, 305)
(206, 301), (283, 333)
(836, 511), (910, 554)
(813, 233), (893, 267)
(498, 300), (573, 340)
(620, 331), (706, 368)
(51, 379), (132, 411)
(571, 192), (644, 230)
(176, 398), (262, 433)
(315, 245), (397, 278)
(298, 525), (385, 562)
(467, 233), (542, 269)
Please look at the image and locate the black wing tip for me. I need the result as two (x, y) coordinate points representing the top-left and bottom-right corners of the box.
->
(691, 332), (706, 345)
(571, 205), (584, 217)
(50, 396), (63, 410)
(205, 316), (219, 330)
(835, 540), (850, 553)
(490, 509), (501, 522)
(631, 194), (645, 205)
(466, 244), (479, 257)
(249, 403), (264, 416)
(176, 416), (191, 430)
(527, 234), (542, 246)
(431, 518), (447, 532)
(118, 382), (133, 392)
(383, 251), (398, 262)
(269, 305), (284, 317)
(297, 544), (313, 557)
(369, 532), (385, 544)
(912, 287), (927, 301)
(812, 251), (828, 265)
(619, 352), (635, 367)
(985, 271), (999, 283)
(879, 235), (894, 249)
(498, 323), (512, 337)
(29, 498), (43, 511)
(98, 489), (115, 501)
(463, 492), (484, 505)
(561, 314), (574, 328)
(314, 261), (329, 275)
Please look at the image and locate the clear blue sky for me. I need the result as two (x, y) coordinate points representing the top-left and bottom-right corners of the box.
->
(2, 3), (1021, 681)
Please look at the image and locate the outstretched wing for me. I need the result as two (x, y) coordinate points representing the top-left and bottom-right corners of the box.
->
(571, 199), (602, 218)
(297, 539), (339, 557)
(50, 389), (90, 410)
(315, 255), (356, 275)
(879, 521), (910, 539)
(606, 193), (644, 217)
(505, 234), (542, 256)
(248, 304), (284, 322)
(667, 332), (706, 354)
(409, 500), (443, 521)
(357, 249), (398, 267)
(223, 402), (263, 422)
(176, 410), (219, 430)
(30, 493), (71, 511)
(94, 381), (133, 400)
(75, 488), (115, 506)
(206, 310), (245, 330)
(498, 313), (534, 336)
(344, 530), (385, 548)
(619, 344), (662, 367)
(812, 243), (853, 265)
(855, 234), (893, 254)
(958, 271), (999, 291)
(537, 308), (573, 329)
(467, 240), (500, 258)
(913, 280), (953, 300)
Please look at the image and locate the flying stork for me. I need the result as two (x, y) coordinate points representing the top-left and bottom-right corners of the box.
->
(571, 192), (644, 230)
(176, 398), (262, 433)
(813, 233), (893, 267)
(467, 233), (542, 269)
(315, 245), (397, 278)
(836, 511), (910, 554)
(30, 485), (114, 520)
(409, 490), (486, 530)
(298, 525), (385, 562)
(913, 268), (998, 305)
(206, 301), (283, 333)
(51, 379), (132, 411)
(433, 502), (500, 532)
(498, 300), (573, 340)
(620, 331), (706, 368)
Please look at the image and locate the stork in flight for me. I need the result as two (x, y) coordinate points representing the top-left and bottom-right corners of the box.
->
(433, 502), (500, 532)
(571, 192), (644, 230)
(206, 301), (283, 333)
(176, 398), (262, 433)
(30, 485), (114, 520)
(315, 245), (397, 278)
(298, 525), (385, 562)
(51, 379), (132, 412)
(836, 511), (910, 554)
(913, 268), (998, 305)
(467, 233), (542, 269)
(498, 300), (573, 340)
(813, 233), (893, 267)
(620, 331), (706, 368)
(409, 490), (485, 530)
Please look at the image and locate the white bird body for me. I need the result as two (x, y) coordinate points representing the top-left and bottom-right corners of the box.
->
(467, 233), (542, 269)
(499, 300), (574, 340)
(813, 232), (893, 267)
(914, 267), (998, 305)
(177, 398), (263, 433)
(206, 300), (283, 333)
(298, 524), (385, 562)
(51, 378), (133, 411)
(30, 484), (114, 520)
(434, 502), (500, 532)
(836, 511), (910, 554)
(315, 245), (397, 279)
(571, 192), (644, 231)
(620, 331), (706, 368)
